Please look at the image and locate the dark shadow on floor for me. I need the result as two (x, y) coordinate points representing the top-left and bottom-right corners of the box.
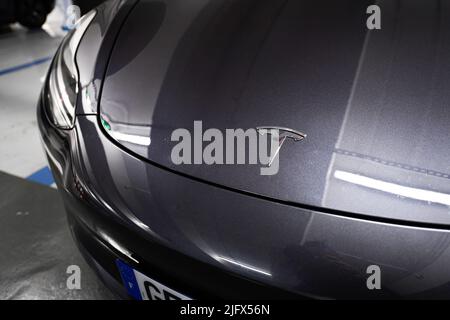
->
(0, 25), (12, 36)
(0, 172), (117, 300)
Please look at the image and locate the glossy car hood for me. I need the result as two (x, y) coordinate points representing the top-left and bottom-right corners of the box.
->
(99, 0), (450, 225)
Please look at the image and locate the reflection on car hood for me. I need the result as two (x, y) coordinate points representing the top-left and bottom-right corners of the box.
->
(99, 0), (450, 226)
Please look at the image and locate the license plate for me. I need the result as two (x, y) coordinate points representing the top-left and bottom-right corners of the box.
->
(116, 260), (191, 300)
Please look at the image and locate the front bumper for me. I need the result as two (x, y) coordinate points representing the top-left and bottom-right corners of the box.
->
(37, 97), (302, 300)
(37, 94), (450, 299)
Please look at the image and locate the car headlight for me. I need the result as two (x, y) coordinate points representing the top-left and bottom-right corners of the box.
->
(46, 10), (96, 129)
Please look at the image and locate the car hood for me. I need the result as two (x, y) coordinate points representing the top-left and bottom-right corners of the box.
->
(99, 0), (450, 226)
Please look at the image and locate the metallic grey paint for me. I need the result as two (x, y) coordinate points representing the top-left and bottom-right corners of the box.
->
(39, 0), (450, 299)
(98, 0), (450, 225)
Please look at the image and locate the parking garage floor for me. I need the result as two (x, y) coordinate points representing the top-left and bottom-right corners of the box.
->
(0, 25), (115, 300)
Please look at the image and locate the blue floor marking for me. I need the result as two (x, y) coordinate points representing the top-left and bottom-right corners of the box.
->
(0, 56), (52, 77)
(27, 167), (55, 186)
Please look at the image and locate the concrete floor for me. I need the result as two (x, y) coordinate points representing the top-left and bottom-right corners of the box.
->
(0, 15), (115, 299)
(0, 28), (57, 183)
(0, 172), (116, 300)
(0, 0), (68, 184)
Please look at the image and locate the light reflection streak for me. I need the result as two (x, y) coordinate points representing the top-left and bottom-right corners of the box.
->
(214, 256), (272, 277)
(334, 170), (450, 207)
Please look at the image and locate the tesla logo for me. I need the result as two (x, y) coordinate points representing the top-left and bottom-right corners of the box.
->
(256, 126), (307, 167)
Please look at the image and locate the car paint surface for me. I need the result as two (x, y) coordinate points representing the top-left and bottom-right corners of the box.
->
(39, 0), (450, 299)
(92, 0), (450, 226)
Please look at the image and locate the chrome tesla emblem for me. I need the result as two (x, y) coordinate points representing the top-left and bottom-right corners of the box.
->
(256, 126), (307, 166)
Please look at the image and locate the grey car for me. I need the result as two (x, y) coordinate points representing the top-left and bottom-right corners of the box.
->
(37, 0), (450, 299)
